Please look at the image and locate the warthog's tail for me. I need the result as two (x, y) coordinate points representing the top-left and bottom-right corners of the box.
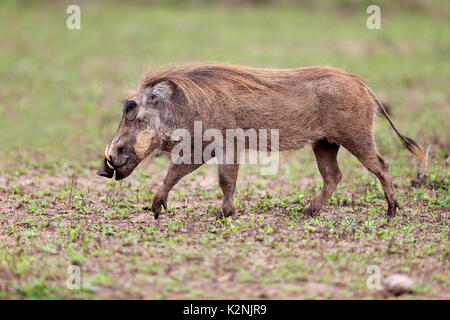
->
(364, 84), (425, 160)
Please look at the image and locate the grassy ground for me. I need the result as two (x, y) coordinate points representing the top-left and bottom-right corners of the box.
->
(0, 1), (449, 299)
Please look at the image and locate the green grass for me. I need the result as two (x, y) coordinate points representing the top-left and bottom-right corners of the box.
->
(0, 1), (449, 299)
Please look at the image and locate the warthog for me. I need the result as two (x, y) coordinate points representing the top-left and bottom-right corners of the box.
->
(97, 64), (424, 219)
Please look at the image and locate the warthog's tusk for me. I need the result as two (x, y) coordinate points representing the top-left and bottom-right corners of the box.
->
(106, 160), (114, 170)
(104, 145), (114, 170)
(104, 145), (111, 162)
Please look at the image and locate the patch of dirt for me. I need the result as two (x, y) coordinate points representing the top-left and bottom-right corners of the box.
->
(0, 161), (448, 299)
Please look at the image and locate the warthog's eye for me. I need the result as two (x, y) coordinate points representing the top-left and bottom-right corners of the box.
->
(124, 100), (138, 121)
(125, 100), (137, 113)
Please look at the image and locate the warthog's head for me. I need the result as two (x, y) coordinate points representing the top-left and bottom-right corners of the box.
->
(97, 81), (175, 180)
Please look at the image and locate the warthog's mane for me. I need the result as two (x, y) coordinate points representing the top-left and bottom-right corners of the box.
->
(138, 64), (294, 108)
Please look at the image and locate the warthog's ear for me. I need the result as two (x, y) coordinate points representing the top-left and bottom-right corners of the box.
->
(150, 81), (173, 103)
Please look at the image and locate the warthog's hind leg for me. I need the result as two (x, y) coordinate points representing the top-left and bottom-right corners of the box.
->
(344, 139), (399, 217)
(304, 140), (342, 216)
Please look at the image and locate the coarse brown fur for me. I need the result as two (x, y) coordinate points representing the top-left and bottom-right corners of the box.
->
(98, 64), (424, 219)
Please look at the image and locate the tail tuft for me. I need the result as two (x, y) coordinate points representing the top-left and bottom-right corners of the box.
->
(401, 136), (425, 160)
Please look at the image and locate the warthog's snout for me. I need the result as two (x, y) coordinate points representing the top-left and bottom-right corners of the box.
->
(96, 145), (115, 178)
(96, 158), (115, 178)
(96, 156), (132, 180)
(97, 143), (142, 181)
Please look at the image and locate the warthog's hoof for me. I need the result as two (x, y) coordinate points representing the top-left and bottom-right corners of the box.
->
(150, 196), (167, 220)
(303, 206), (319, 217)
(215, 206), (234, 219)
(387, 200), (401, 218)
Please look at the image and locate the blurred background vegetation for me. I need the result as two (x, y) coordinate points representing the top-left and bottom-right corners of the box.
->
(0, 0), (448, 168)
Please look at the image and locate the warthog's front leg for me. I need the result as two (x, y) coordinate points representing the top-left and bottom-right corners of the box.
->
(151, 162), (203, 219)
(218, 163), (240, 218)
